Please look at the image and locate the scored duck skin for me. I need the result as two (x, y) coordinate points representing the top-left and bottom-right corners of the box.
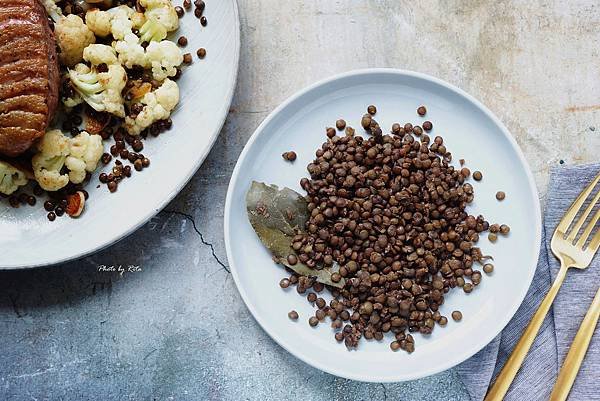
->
(0, 0), (60, 157)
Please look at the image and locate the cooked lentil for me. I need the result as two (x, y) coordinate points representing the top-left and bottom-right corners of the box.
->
(282, 151), (297, 162)
(177, 36), (188, 47)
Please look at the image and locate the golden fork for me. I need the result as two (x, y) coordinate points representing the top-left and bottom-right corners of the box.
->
(549, 287), (600, 401)
(484, 171), (600, 401)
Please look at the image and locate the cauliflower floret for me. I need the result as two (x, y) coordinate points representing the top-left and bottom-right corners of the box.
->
(145, 41), (183, 81)
(140, 0), (179, 32)
(0, 161), (28, 196)
(42, 0), (61, 21)
(32, 130), (103, 191)
(107, 5), (135, 40)
(85, 9), (112, 37)
(83, 44), (119, 66)
(54, 14), (96, 66)
(131, 11), (147, 29)
(125, 79), (179, 135)
(139, 17), (167, 43)
(69, 63), (127, 117)
(114, 36), (182, 79)
(86, 5), (145, 39)
(32, 130), (71, 192)
(63, 92), (84, 108)
(114, 33), (148, 69)
(65, 132), (104, 184)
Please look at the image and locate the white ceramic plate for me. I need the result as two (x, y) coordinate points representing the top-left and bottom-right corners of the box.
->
(225, 69), (541, 382)
(0, 1), (240, 269)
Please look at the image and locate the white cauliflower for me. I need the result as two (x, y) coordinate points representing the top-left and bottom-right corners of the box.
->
(140, 0), (179, 32)
(32, 130), (103, 191)
(65, 132), (104, 184)
(130, 10), (147, 29)
(54, 14), (97, 66)
(108, 5), (135, 40)
(114, 35), (182, 81)
(145, 41), (183, 81)
(139, 17), (167, 43)
(69, 51), (127, 117)
(42, 0), (61, 21)
(85, 8), (112, 37)
(63, 91), (84, 108)
(125, 79), (179, 135)
(86, 5), (145, 39)
(83, 44), (119, 66)
(0, 161), (28, 195)
(114, 32), (148, 69)
(32, 130), (71, 192)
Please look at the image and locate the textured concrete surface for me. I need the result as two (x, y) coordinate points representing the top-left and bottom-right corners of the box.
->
(1, 1), (599, 400)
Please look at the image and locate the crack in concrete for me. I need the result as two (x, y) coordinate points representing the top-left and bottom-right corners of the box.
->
(8, 293), (24, 318)
(143, 348), (157, 361)
(161, 210), (230, 273)
(379, 383), (388, 401)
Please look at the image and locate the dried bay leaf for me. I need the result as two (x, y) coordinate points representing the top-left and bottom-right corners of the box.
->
(246, 181), (345, 288)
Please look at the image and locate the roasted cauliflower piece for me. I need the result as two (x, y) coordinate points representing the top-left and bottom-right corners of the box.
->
(0, 161), (28, 196)
(125, 79), (179, 135)
(68, 46), (127, 117)
(145, 41), (183, 81)
(32, 130), (71, 192)
(83, 44), (119, 66)
(65, 132), (104, 184)
(32, 130), (104, 191)
(114, 32), (148, 69)
(86, 5), (145, 38)
(139, 17), (167, 43)
(54, 14), (97, 66)
(85, 8), (112, 37)
(139, 0), (179, 32)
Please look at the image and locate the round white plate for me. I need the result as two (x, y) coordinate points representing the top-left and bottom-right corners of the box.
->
(225, 69), (541, 382)
(0, 1), (240, 269)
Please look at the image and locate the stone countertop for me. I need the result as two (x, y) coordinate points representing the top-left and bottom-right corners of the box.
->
(1, 1), (598, 400)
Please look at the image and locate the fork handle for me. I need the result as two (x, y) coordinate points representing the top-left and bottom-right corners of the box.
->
(484, 265), (568, 401)
(549, 287), (600, 401)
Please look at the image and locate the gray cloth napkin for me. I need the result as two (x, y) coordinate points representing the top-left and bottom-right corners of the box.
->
(456, 163), (600, 401)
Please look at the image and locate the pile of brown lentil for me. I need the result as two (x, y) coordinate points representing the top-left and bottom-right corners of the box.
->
(281, 105), (510, 352)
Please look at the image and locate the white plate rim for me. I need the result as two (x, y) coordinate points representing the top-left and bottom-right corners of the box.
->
(224, 68), (542, 382)
(1, 1), (241, 270)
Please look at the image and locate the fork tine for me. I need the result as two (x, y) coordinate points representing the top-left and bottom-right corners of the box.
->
(567, 189), (600, 242)
(587, 226), (600, 253)
(556, 173), (600, 234)
(577, 207), (600, 248)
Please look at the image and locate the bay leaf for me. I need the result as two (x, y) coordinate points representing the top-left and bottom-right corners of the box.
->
(246, 181), (345, 288)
